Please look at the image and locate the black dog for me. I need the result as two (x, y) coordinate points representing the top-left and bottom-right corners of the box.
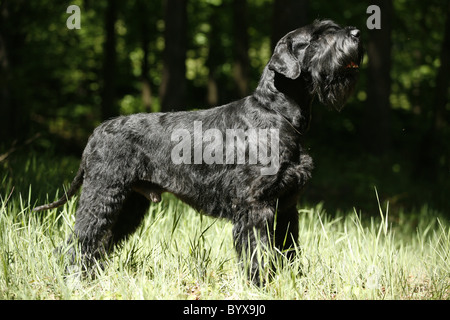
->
(35, 19), (363, 284)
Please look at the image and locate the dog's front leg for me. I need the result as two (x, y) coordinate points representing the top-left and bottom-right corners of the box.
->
(274, 205), (300, 261)
(232, 205), (274, 286)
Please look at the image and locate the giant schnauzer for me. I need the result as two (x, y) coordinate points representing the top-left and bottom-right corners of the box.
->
(35, 19), (363, 284)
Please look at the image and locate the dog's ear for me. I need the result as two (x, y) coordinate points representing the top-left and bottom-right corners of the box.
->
(268, 35), (303, 79)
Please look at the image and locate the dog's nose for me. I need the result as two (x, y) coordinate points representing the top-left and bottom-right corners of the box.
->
(350, 28), (360, 39)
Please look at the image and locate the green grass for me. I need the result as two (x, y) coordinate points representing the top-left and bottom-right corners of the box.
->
(1, 154), (449, 299)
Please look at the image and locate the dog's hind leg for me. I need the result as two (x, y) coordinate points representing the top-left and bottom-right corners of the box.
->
(69, 178), (128, 270)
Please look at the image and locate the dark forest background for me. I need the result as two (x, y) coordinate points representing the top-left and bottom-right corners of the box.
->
(0, 0), (449, 215)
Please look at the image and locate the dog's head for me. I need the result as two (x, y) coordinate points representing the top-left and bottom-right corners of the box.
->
(268, 19), (363, 110)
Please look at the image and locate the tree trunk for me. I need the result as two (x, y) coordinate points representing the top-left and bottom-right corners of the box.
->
(206, 4), (221, 106)
(271, 0), (309, 49)
(140, 12), (152, 113)
(415, 2), (450, 179)
(0, 1), (25, 142)
(363, 0), (392, 154)
(101, 0), (118, 120)
(232, 0), (249, 98)
(160, 0), (187, 112)
(0, 2), (13, 142)
(432, 2), (450, 131)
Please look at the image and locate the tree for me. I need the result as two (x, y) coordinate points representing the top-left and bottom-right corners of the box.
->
(101, 0), (118, 120)
(271, 0), (309, 49)
(0, 1), (13, 142)
(137, 1), (153, 113)
(0, 1), (28, 143)
(232, 0), (249, 98)
(160, 0), (188, 112)
(362, 0), (392, 154)
(206, 2), (223, 106)
(415, 2), (450, 179)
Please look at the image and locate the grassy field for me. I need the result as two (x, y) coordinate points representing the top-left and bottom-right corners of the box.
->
(1, 155), (449, 300)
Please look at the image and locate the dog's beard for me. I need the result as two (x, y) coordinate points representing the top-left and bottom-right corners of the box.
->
(308, 52), (362, 110)
(305, 36), (363, 111)
(314, 70), (359, 111)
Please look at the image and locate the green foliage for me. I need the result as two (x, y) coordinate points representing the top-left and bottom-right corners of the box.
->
(390, 0), (447, 112)
(2, 3), (447, 112)
(4, 1), (444, 130)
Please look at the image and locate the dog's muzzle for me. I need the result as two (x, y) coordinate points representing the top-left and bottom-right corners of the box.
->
(345, 28), (361, 69)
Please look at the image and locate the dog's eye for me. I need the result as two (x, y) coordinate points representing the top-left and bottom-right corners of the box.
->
(294, 43), (308, 50)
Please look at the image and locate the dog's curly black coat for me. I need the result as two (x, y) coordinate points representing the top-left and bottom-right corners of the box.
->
(35, 19), (363, 284)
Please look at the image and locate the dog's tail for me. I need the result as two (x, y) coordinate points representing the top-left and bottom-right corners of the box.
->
(33, 164), (84, 212)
